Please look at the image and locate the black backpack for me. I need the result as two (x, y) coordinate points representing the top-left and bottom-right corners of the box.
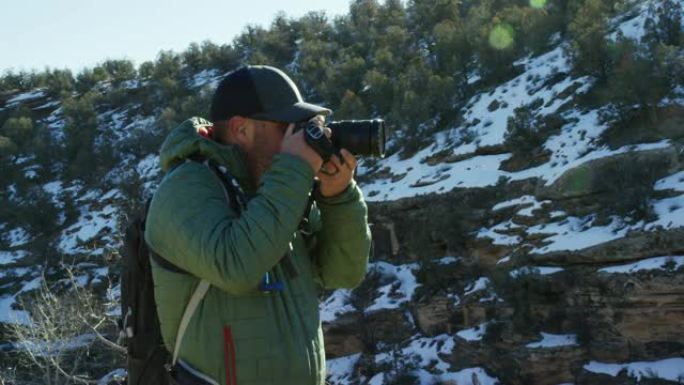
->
(119, 157), (243, 385)
(120, 200), (170, 385)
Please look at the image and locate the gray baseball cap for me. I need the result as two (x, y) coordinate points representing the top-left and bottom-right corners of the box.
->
(210, 65), (331, 123)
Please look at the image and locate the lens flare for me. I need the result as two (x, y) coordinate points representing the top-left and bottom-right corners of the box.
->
(530, 0), (547, 8)
(489, 24), (515, 50)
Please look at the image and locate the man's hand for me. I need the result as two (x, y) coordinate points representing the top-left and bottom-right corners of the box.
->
(281, 124), (323, 173)
(317, 149), (357, 198)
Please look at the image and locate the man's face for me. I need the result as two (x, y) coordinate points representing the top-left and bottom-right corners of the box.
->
(243, 118), (291, 184)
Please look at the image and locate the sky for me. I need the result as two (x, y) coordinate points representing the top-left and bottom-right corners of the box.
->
(0, 0), (352, 74)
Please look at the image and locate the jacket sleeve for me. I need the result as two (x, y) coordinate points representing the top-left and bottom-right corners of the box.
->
(311, 180), (372, 289)
(145, 154), (313, 295)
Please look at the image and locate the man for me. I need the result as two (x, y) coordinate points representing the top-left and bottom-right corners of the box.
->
(144, 65), (371, 385)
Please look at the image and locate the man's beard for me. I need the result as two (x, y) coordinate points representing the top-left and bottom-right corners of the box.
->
(245, 139), (275, 188)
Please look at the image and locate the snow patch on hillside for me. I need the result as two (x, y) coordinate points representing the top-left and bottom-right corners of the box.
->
(464, 277), (490, 296)
(361, 109), (672, 201)
(598, 255), (684, 274)
(6, 89), (46, 107)
(510, 266), (564, 278)
(326, 353), (361, 385)
(477, 168), (684, 256)
(461, 46), (591, 148)
(372, 333), (500, 385)
(0, 250), (30, 265)
(0, 275), (42, 325)
(655, 171), (684, 191)
(584, 357), (684, 382)
(366, 261), (420, 313)
(320, 289), (355, 323)
(457, 322), (490, 342)
(57, 189), (122, 256)
(137, 154), (162, 197)
(189, 69), (223, 88)
(526, 332), (578, 349)
(7, 227), (31, 248)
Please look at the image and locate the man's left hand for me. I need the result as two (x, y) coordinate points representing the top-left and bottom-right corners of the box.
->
(317, 149), (357, 198)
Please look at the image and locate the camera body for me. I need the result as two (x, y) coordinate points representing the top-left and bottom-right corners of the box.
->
(300, 119), (386, 162)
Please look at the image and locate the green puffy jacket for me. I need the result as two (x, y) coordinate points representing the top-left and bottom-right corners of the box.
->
(144, 117), (371, 385)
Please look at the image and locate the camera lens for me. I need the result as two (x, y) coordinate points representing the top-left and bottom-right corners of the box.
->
(328, 119), (386, 158)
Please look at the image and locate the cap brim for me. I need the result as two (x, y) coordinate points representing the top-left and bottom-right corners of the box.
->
(250, 102), (331, 123)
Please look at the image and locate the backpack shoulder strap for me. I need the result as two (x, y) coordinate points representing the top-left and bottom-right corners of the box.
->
(167, 155), (245, 365)
(172, 279), (210, 365)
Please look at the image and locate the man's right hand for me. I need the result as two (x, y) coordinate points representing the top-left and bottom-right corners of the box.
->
(280, 124), (324, 173)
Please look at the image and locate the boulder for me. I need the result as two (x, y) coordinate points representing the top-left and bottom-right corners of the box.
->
(412, 296), (454, 336)
(364, 308), (414, 345)
(537, 146), (680, 201)
(323, 312), (365, 358)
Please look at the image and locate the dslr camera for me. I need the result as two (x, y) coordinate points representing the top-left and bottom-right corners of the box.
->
(299, 119), (386, 162)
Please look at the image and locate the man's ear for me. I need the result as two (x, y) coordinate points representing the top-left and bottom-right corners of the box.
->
(226, 116), (252, 148)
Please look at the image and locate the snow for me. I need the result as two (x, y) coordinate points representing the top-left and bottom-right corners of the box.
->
(98, 368), (127, 385)
(58, 203), (119, 255)
(326, 353), (361, 385)
(0, 250), (30, 265)
(460, 45), (587, 148)
(99, 189), (123, 202)
(492, 195), (537, 211)
(43, 181), (63, 196)
(510, 266), (564, 278)
(7, 227), (31, 247)
(456, 322), (489, 342)
(16, 333), (96, 357)
(583, 357), (684, 382)
(362, 104), (672, 202)
(33, 100), (60, 110)
(0, 295), (31, 325)
(611, 2), (650, 41)
(598, 256), (684, 274)
(6, 89), (46, 106)
(121, 79), (142, 89)
(464, 277), (490, 296)
(189, 69), (222, 88)
(24, 169), (38, 179)
(442, 367), (499, 385)
(526, 216), (630, 254)
(654, 171), (684, 192)
(526, 333), (578, 349)
(478, 172), (684, 256)
(492, 195), (550, 217)
(41, 107), (66, 143)
(0, 275), (43, 325)
(477, 220), (522, 246)
(320, 289), (355, 323)
(365, 261), (420, 313)
(374, 333), (500, 385)
(361, 143), (513, 201)
(137, 153), (160, 179)
(367, 116), (670, 199)
(435, 256), (459, 265)
(647, 193), (684, 230)
(0, 267), (31, 280)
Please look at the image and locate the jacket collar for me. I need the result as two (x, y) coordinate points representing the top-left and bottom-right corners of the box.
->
(159, 117), (253, 192)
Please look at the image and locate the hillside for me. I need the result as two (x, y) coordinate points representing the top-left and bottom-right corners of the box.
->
(1, 0), (684, 384)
